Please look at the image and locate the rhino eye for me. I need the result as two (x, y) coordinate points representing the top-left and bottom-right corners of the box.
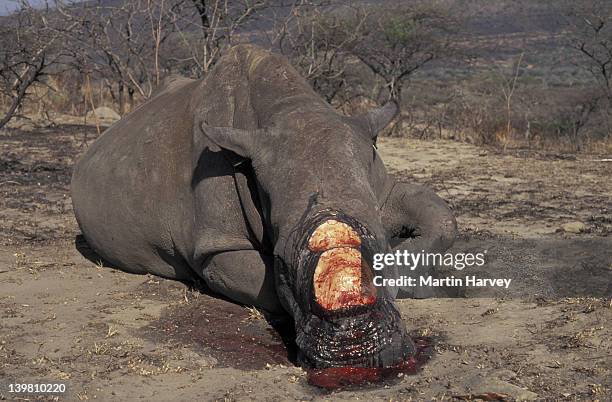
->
(395, 225), (419, 239)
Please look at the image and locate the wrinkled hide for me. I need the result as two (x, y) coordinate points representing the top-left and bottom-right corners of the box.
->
(72, 45), (457, 371)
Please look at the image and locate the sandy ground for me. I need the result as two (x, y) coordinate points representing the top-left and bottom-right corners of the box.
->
(0, 125), (610, 401)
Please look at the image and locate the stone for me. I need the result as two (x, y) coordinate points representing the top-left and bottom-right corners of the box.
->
(490, 369), (518, 381)
(466, 376), (538, 401)
(86, 106), (121, 126)
(561, 221), (586, 234)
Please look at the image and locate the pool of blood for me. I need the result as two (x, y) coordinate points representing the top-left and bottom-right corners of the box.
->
(306, 337), (432, 390)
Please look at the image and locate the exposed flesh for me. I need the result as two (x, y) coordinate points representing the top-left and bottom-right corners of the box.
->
(307, 220), (361, 252)
(309, 220), (376, 311)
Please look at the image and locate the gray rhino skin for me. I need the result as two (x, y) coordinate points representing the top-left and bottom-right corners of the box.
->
(72, 45), (456, 370)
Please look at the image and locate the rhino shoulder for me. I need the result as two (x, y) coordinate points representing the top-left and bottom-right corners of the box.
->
(151, 74), (195, 98)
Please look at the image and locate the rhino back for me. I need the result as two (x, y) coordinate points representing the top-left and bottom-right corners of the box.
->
(72, 78), (206, 279)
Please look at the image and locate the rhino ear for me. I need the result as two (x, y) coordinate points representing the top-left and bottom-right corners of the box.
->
(351, 101), (399, 140)
(200, 123), (261, 158)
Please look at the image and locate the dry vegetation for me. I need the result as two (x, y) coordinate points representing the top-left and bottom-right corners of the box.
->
(1, 0), (612, 153)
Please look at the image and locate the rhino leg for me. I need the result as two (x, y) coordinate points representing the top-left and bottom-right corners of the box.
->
(201, 250), (284, 313)
(382, 182), (458, 299)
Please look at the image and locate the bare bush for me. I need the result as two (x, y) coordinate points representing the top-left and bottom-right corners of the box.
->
(49, 0), (277, 115)
(0, 2), (68, 129)
(345, 1), (458, 102)
(54, 0), (184, 114)
(175, 0), (272, 76)
(276, 2), (367, 104)
(563, 0), (612, 138)
(565, 0), (612, 99)
(277, 0), (459, 135)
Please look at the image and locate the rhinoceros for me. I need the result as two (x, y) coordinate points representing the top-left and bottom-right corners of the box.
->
(72, 45), (456, 373)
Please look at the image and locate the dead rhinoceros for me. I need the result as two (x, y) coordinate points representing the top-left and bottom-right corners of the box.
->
(72, 45), (456, 374)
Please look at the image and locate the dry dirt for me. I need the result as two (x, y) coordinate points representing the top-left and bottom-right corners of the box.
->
(0, 125), (610, 401)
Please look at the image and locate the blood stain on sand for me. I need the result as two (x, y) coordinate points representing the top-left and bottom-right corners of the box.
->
(306, 337), (433, 390)
(140, 295), (296, 370)
(138, 283), (433, 390)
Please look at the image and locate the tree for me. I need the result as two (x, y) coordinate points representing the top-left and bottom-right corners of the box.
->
(55, 0), (181, 114)
(566, 0), (612, 99)
(0, 2), (67, 129)
(563, 0), (612, 137)
(345, 1), (457, 102)
(277, 0), (457, 116)
(276, 1), (364, 104)
(171, 0), (273, 76)
(51, 0), (278, 113)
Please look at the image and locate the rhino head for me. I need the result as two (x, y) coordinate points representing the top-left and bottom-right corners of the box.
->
(201, 102), (416, 372)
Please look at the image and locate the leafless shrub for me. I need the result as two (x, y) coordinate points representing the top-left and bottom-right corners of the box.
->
(345, 0), (459, 103)
(54, 0), (184, 114)
(565, 1), (612, 99)
(0, 1), (68, 129)
(173, 0), (272, 77)
(276, 1), (364, 104)
(276, 0), (459, 135)
(562, 0), (612, 139)
(47, 0), (278, 115)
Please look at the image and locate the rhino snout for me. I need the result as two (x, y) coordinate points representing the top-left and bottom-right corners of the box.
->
(274, 213), (414, 372)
